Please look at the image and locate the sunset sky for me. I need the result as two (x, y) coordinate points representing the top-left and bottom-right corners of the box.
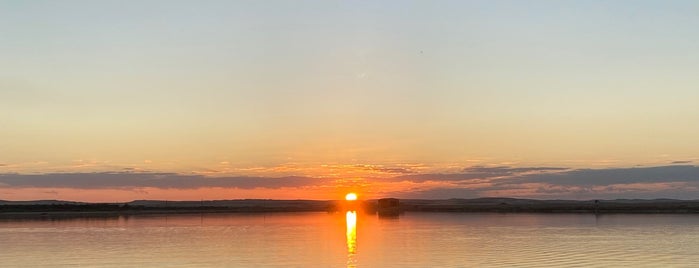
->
(2, 1), (699, 202)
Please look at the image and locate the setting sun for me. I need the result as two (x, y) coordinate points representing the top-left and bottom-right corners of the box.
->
(345, 193), (358, 201)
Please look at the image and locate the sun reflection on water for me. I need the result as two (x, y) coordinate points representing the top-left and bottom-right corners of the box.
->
(346, 211), (357, 253)
(346, 210), (357, 267)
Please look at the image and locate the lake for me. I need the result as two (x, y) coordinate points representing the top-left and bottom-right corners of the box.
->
(1, 212), (698, 267)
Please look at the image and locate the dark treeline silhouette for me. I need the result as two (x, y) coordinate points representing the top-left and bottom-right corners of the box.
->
(2, 198), (699, 216)
(397, 198), (699, 213)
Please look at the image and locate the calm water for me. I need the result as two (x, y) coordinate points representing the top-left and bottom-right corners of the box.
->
(1, 212), (698, 267)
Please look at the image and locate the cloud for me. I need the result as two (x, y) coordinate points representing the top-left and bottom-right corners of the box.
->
(462, 166), (569, 173)
(497, 165), (699, 187)
(387, 173), (491, 183)
(0, 172), (325, 190)
(398, 187), (484, 199)
(353, 164), (415, 174)
(671, 160), (692, 164)
(398, 165), (699, 199)
(2, 165), (698, 200)
(386, 166), (568, 183)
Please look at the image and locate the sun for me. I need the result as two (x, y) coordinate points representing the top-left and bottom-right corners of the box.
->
(345, 193), (358, 201)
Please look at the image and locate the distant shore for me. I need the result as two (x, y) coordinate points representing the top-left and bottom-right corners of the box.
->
(2, 198), (699, 218)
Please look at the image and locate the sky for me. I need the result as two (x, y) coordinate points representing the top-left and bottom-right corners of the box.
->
(1, 0), (699, 202)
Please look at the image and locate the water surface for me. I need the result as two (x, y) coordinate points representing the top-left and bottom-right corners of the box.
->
(1, 212), (698, 267)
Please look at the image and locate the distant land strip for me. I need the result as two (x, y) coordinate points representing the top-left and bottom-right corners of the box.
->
(1, 198), (699, 217)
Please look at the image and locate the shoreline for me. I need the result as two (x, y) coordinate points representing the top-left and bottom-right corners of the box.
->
(2, 198), (699, 218)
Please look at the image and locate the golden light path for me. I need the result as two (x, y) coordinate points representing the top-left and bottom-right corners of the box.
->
(345, 192), (358, 267)
(346, 210), (357, 254)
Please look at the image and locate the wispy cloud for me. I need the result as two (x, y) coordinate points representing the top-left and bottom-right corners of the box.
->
(353, 164), (416, 174)
(1, 165), (698, 200)
(385, 165), (568, 183)
(498, 165), (699, 186)
(671, 160), (692, 164)
(0, 172), (326, 189)
(403, 165), (699, 199)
